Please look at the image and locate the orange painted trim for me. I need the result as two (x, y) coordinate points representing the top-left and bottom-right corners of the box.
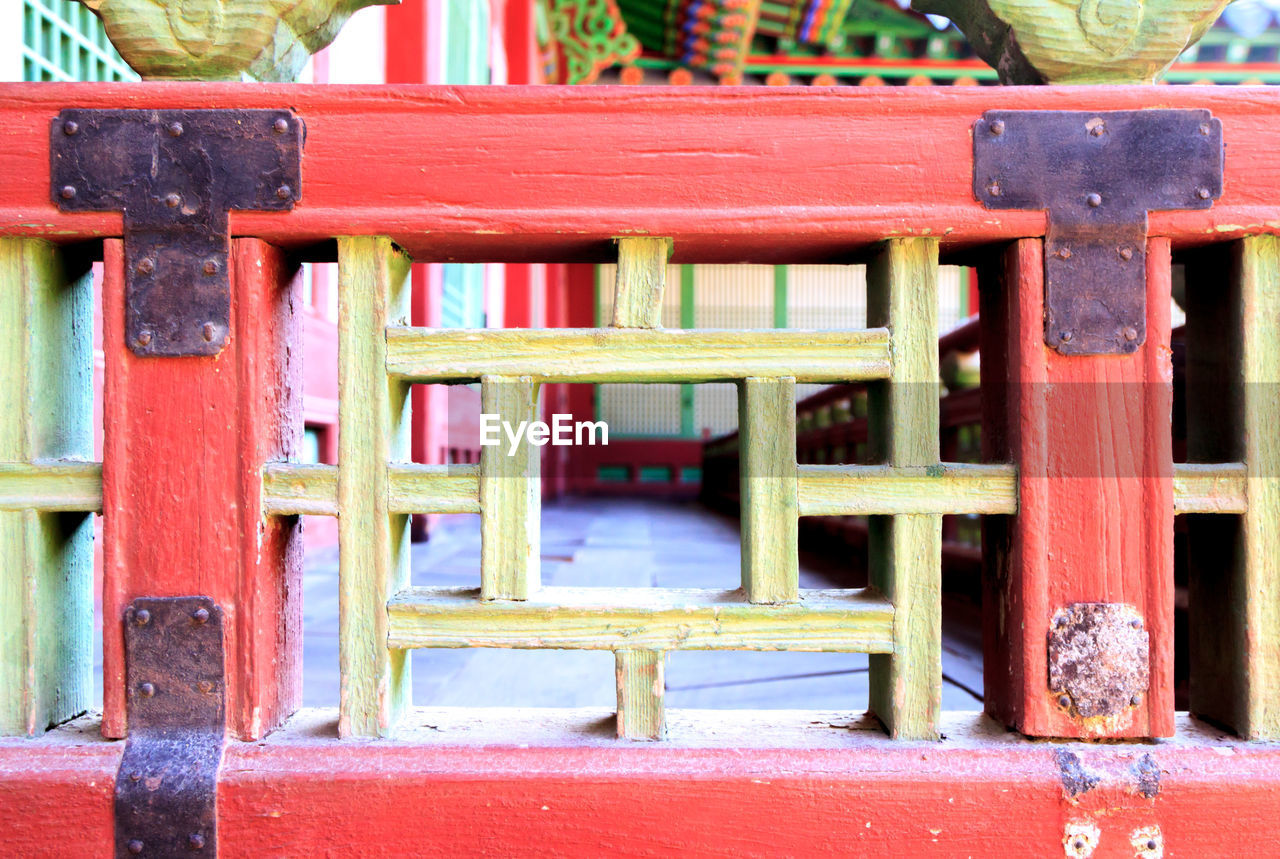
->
(2, 84), (1278, 261)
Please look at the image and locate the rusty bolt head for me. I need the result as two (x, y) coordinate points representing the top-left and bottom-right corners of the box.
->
(273, 117), (290, 134)
(202, 322), (217, 342)
(134, 609), (151, 625)
(59, 185), (76, 200)
(127, 840), (144, 855)
(139, 682), (156, 698)
(197, 680), (214, 694)
(1086, 192), (1103, 208)
(136, 330), (153, 347)
(193, 607), (210, 623)
(1090, 124), (1105, 137)
(202, 260), (219, 276)
(1056, 247), (1072, 260)
(1058, 694), (1071, 708)
(189, 833), (206, 850)
(1118, 247), (1133, 261)
(136, 258), (155, 275)
(989, 119), (1005, 136)
(1130, 618), (1143, 628)
(130, 771), (141, 782)
(63, 120), (79, 136)
(165, 192), (181, 208)
(1130, 694), (1142, 706)
(1060, 331), (1074, 343)
(985, 181), (1001, 197)
(1200, 122), (1212, 136)
(1197, 187), (1212, 200)
(276, 184), (292, 200)
(166, 121), (183, 137)
(1123, 326), (1139, 342)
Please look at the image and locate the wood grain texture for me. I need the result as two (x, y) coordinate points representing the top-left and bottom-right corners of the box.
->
(612, 238), (671, 329)
(866, 238), (941, 741)
(0, 239), (92, 736)
(1186, 236), (1280, 739)
(1173, 462), (1248, 515)
(480, 376), (541, 601)
(101, 238), (303, 740)
(388, 587), (894, 652)
(13, 712), (1280, 857)
(738, 377), (798, 604)
(615, 650), (665, 740)
(387, 328), (891, 384)
(336, 236), (412, 738)
(797, 463), (1017, 516)
(262, 462), (480, 517)
(0, 463), (102, 513)
(7, 85), (1280, 259)
(981, 238), (1175, 739)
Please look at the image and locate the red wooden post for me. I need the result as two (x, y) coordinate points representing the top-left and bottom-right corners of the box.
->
(981, 238), (1174, 738)
(101, 238), (303, 740)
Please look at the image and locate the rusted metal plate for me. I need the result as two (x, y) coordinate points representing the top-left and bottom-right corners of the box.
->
(116, 597), (224, 857)
(51, 109), (302, 357)
(973, 110), (1223, 355)
(1049, 603), (1150, 719)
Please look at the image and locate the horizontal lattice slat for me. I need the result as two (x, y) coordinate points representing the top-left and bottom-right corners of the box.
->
(386, 328), (891, 383)
(387, 587), (894, 652)
(262, 463), (480, 516)
(796, 463), (1018, 516)
(0, 462), (101, 513)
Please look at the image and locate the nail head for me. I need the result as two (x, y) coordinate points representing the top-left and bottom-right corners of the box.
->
(63, 120), (79, 136)
(136, 258), (155, 275)
(136, 331), (153, 346)
(202, 323), (216, 342)
(167, 121), (183, 137)
(990, 119), (1005, 136)
(273, 117), (289, 134)
(127, 840), (144, 855)
(1086, 192), (1102, 208)
(139, 682), (155, 698)
(202, 260), (219, 276)
(1123, 326), (1139, 342)
(193, 607), (210, 623)
(59, 185), (76, 200)
(1197, 187), (1212, 200)
(134, 609), (151, 625)
(165, 193), (181, 208)
(275, 184), (292, 200)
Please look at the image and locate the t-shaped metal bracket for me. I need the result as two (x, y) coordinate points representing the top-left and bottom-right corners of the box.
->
(51, 109), (303, 357)
(973, 109), (1223, 355)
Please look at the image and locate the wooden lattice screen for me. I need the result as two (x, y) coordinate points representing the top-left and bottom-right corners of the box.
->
(1, 83), (1279, 854)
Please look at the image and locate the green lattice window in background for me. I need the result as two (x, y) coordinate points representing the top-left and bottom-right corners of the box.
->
(23, 0), (136, 82)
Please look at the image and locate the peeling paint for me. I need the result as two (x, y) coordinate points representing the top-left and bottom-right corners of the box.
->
(1132, 753), (1161, 799)
(1055, 749), (1101, 797)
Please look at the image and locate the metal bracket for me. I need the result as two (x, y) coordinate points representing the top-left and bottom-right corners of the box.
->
(51, 109), (303, 357)
(973, 109), (1223, 355)
(1049, 603), (1150, 719)
(116, 597), (225, 857)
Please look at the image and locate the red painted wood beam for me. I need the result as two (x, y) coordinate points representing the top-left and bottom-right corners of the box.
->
(980, 239), (1174, 738)
(2, 85), (1276, 261)
(6, 715), (1280, 857)
(100, 239), (303, 740)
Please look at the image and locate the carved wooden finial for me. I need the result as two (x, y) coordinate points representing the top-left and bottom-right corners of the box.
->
(912, 0), (1230, 84)
(79, 0), (398, 82)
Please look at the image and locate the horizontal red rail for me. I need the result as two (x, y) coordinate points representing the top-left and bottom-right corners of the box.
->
(4, 712), (1279, 857)
(2, 84), (1279, 262)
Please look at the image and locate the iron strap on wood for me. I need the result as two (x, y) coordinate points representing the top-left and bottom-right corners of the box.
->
(115, 597), (225, 857)
(49, 109), (303, 357)
(973, 109), (1223, 354)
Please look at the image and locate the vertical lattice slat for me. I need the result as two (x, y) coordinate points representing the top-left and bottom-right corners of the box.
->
(866, 237), (942, 740)
(0, 238), (92, 736)
(612, 237), (670, 329)
(738, 377), (799, 604)
(480, 376), (541, 600)
(615, 650), (665, 740)
(1187, 235), (1280, 739)
(337, 236), (412, 738)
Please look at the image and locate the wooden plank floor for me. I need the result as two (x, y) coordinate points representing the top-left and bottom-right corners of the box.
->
(300, 498), (985, 711)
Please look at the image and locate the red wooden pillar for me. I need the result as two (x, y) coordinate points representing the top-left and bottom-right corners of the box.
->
(981, 238), (1174, 738)
(101, 238), (303, 740)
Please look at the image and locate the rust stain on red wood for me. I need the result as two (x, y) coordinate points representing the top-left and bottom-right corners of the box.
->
(100, 239), (303, 741)
(2, 85), (1280, 261)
